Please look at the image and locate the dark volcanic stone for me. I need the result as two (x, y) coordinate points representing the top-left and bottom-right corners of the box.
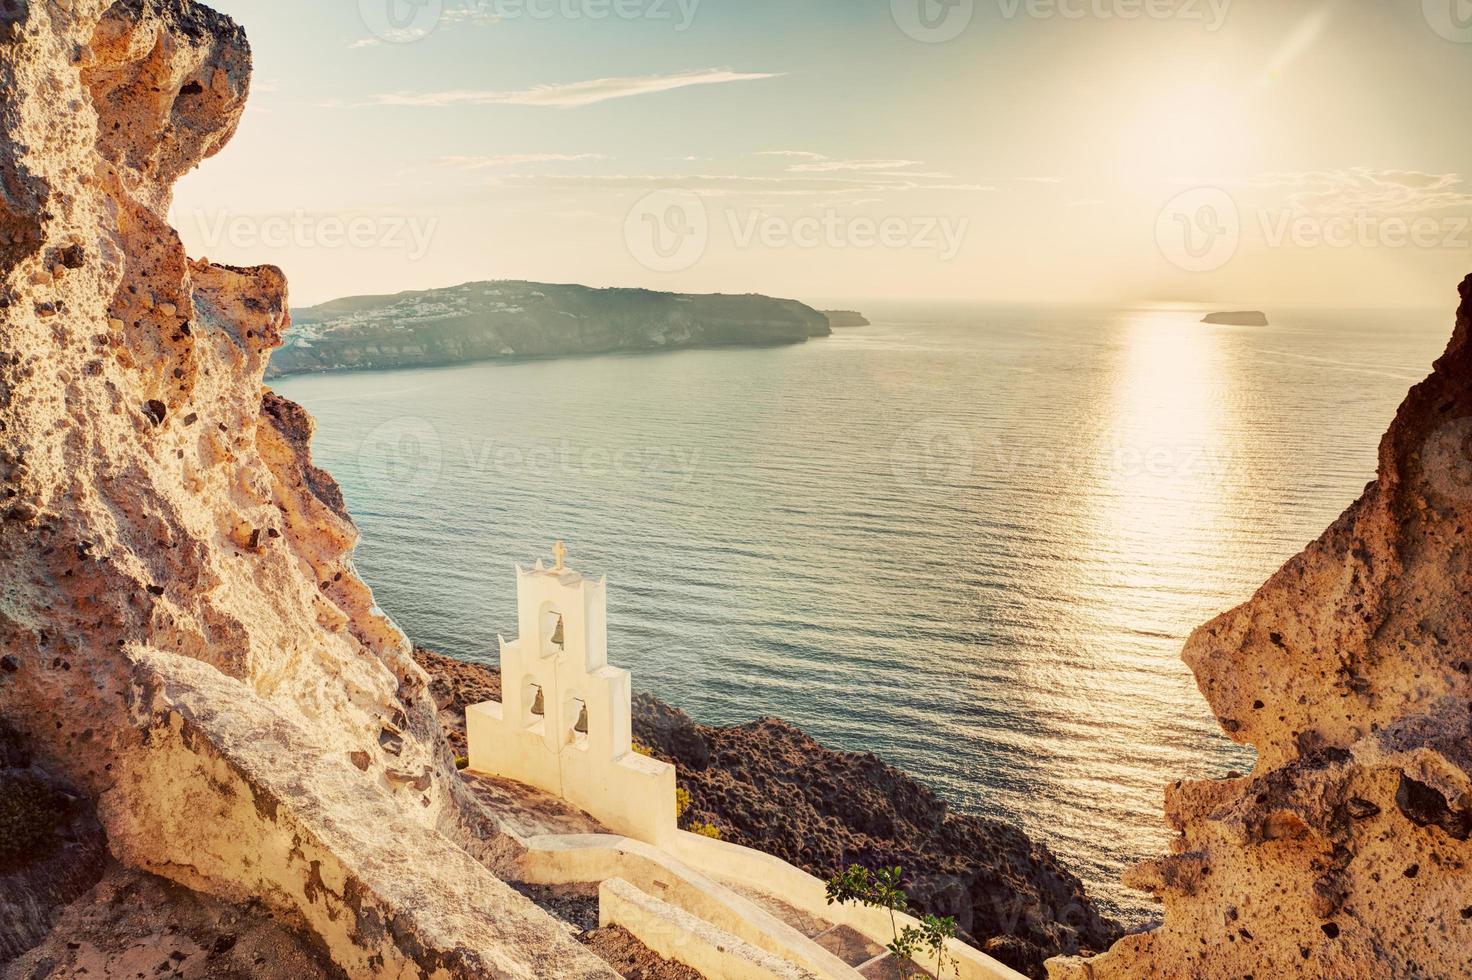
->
(1396, 774), (1472, 841)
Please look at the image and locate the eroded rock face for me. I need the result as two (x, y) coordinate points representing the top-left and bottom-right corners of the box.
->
(0, 2), (613, 976)
(1050, 276), (1472, 978)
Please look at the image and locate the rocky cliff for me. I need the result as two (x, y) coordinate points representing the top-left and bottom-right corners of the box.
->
(0, 2), (616, 976)
(267, 281), (832, 379)
(1051, 276), (1472, 977)
(415, 648), (1121, 980)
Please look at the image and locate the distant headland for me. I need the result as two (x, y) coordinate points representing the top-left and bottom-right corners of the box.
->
(1202, 310), (1269, 326)
(822, 310), (872, 328)
(267, 281), (844, 379)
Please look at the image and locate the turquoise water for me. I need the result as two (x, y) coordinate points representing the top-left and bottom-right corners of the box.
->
(275, 303), (1451, 920)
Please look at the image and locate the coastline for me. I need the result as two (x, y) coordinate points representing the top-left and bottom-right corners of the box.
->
(264, 333), (832, 382)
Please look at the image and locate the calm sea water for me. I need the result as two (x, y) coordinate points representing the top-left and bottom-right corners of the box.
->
(275, 303), (1450, 921)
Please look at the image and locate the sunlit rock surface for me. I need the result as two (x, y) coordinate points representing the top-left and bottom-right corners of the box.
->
(1051, 275), (1472, 978)
(0, 1), (615, 975)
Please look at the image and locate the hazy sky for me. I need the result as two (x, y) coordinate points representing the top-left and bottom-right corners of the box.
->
(172, 0), (1472, 309)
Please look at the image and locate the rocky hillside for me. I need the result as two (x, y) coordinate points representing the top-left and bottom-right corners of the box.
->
(415, 648), (1122, 979)
(267, 282), (832, 379)
(1052, 276), (1472, 978)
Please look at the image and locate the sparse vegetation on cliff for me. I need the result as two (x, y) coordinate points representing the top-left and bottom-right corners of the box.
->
(826, 864), (961, 979)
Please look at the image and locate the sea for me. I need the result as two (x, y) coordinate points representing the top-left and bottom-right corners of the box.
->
(274, 302), (1452, 922)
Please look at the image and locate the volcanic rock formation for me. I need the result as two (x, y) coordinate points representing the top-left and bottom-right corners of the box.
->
(1050, 276), (1472, 977)
(0, 2), (615, 975)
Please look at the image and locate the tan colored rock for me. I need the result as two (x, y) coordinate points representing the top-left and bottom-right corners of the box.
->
(1051, 275), (1472, 978)
(0, 1), (616, 976)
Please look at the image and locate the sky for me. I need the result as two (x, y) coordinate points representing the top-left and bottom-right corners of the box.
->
(171, 0), (1472, 309)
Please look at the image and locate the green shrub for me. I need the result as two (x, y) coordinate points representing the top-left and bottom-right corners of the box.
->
(631, 740), (654, 757)
(0, 774), (65, 871)
(454, 755), (470, 771)
(675, 786), (692, 819)
(825, 864), (960, 978)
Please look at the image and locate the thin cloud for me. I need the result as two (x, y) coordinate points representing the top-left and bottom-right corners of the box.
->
(865, 170), (956, 180)
(787, 159), (922, 173)
(1236, 169), (1472, 215)
(370, 69), (782, 109)
(437, 153), (608, 170)
(499, 172), (994, 198)
(754, 152), (947, 178)
(442, 6), (501, 26)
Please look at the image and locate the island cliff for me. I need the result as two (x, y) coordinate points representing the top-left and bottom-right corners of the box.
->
(1201, 311), (1269, 326)
(822, 310), (871, 328)
(1052, 276), (1472, 977)
(267, 282), (833, 379)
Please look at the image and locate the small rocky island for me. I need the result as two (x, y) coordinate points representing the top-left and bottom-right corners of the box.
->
(1201, 310), (1269, 326)
(822, 310), (871, 328)
(267, 281), (833, 379)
